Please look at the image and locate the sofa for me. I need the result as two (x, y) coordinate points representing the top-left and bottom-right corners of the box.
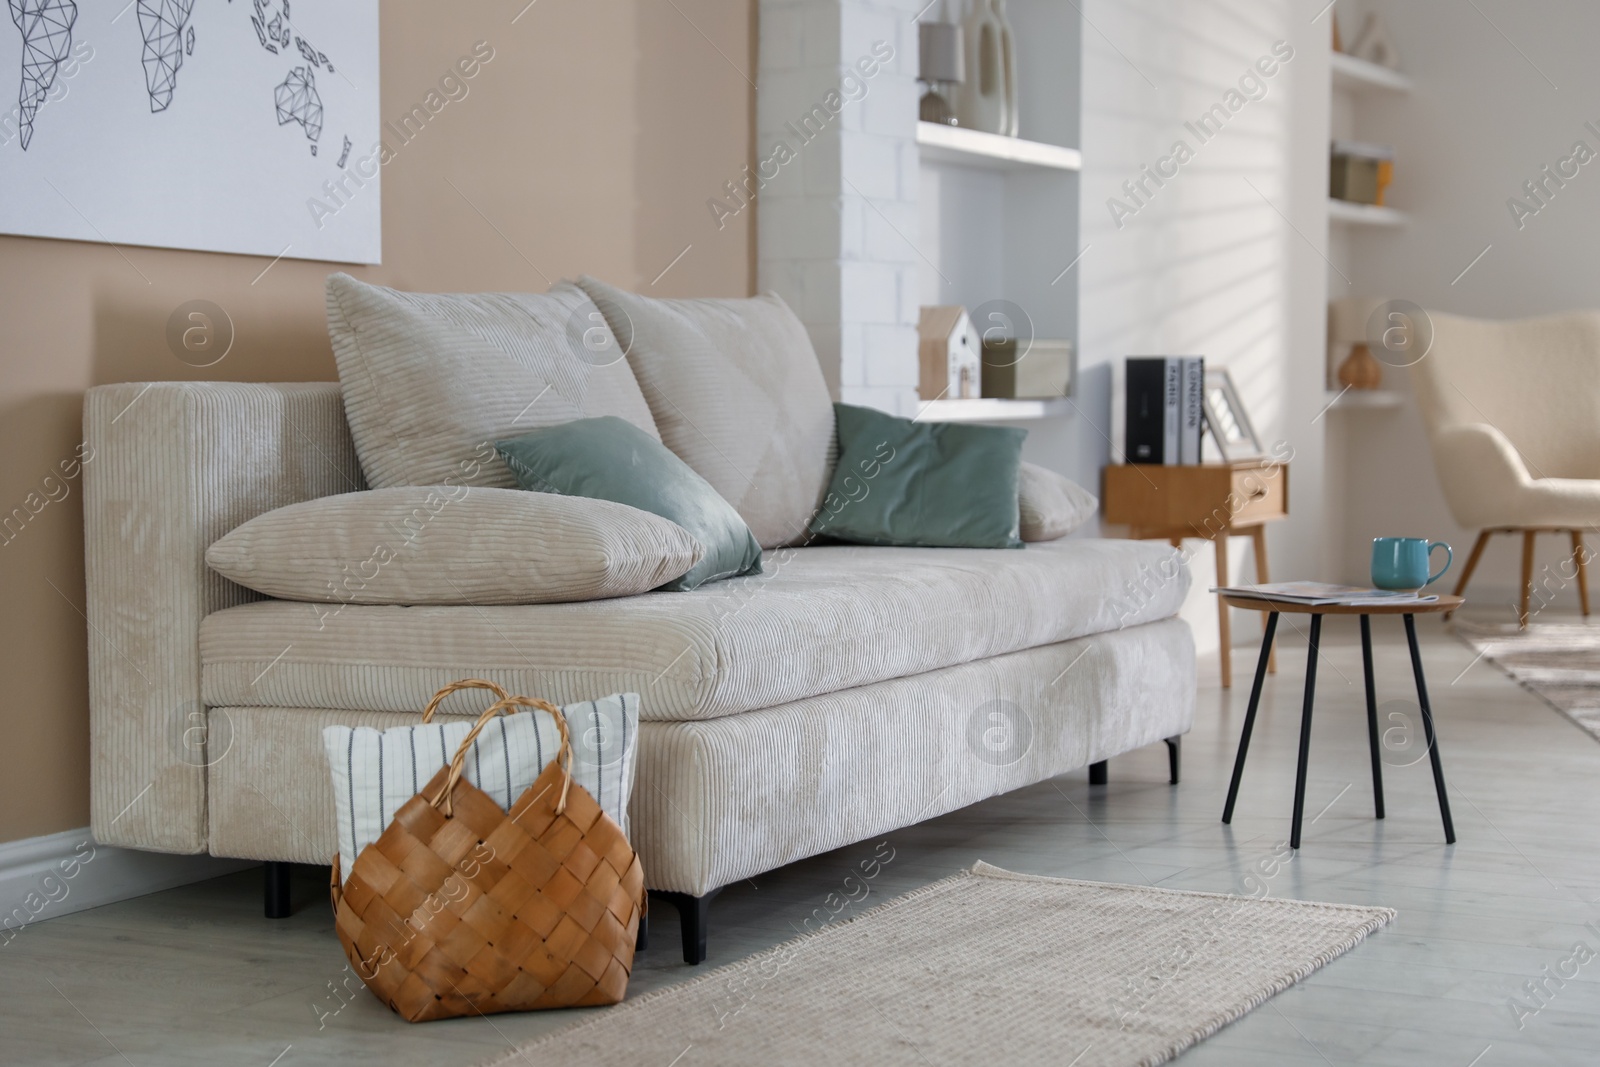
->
(82, 276), (1195, 964)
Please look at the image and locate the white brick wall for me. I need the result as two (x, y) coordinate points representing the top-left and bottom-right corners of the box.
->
(758, 0), (923, 414)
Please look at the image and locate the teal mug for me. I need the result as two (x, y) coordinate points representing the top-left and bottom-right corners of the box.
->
(1371, 537), (1452, 591)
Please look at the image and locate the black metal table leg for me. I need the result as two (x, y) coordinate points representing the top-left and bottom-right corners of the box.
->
(1223, 612), (1279, 824)
(1360, 615), (1386, 819)
(1289, 614), (1323, 850)
(1404, 614), (1457, 844)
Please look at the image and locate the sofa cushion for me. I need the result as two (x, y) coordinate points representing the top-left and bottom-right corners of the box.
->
(574, 276), (835, 550)
(496, 417), (762, 591)
(325, 273), (660, 489)
(810, 403), (1026, 549)
(201, 538), (1190, 722)
(1018, 463), (1099, 542)
(205, 487), (703, 605)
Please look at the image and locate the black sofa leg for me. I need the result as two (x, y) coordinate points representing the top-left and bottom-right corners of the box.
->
(1165, 736), (1182, 785)
(1089, 760), (1108, 786)
(651, 888), (722, 965)
(264, 861), (292, 919)
(636, 905), (649, 952)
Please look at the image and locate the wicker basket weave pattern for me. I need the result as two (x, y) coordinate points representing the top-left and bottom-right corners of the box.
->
(329, 681), (644, 1022)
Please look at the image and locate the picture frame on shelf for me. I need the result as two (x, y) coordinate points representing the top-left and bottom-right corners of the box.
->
(1202, 369), (1266, 461)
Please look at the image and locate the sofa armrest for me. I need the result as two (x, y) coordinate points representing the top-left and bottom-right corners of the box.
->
(1428, 422), (1534, 530)
(84, 382), (361, 853)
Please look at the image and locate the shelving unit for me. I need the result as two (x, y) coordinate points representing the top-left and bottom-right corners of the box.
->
(1325, 35), (1410, 410)
(1326, 389), (1404, 410)
(914, 1), (1081, 427)
(915, 122), (1081, 172)
(1327, 199), (1407, 227)
(1330, 51), (1414, 94)
(914, 397), (1072, 423)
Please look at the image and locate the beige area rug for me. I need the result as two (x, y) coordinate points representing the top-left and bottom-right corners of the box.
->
(1456, 618), (1600, 742)
(476, 863), (1395, 1067)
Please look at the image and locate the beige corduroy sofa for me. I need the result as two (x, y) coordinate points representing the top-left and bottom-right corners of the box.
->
(82, 285), (1195, 965)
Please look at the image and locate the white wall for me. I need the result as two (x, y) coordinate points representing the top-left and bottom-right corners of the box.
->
(1076, 0), (1331, 661)
(1329, 0), (1600, 616)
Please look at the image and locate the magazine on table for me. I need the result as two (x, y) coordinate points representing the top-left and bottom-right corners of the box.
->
(1211, 581), (1440, 606)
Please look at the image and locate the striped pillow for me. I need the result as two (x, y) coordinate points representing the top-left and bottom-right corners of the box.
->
(324, 693), (638, 883)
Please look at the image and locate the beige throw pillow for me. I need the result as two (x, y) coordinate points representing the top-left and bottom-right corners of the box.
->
(1018, 462), (1099, 542)
(325, 273), (660, 490)
(205, 487), (703, 605)
(575, 276), (835, 549)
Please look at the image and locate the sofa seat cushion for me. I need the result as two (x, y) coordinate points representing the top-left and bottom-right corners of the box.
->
(201, 538), (1189, 723)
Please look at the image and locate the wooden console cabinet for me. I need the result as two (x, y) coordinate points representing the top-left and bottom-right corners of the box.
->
(1102, 460), (1290, 687)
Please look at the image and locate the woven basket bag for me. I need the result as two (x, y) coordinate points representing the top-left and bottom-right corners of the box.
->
(329, 679), (645, 1022)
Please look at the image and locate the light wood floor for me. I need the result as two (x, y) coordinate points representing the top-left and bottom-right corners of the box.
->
(5, 612), (1600, 1066)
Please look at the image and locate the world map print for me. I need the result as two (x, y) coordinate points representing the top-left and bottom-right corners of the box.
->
(8, 0), (346, 154)
(0, 0), (379, 263)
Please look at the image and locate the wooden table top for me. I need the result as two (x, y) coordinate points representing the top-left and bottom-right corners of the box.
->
(1219, 593), (1464, 616)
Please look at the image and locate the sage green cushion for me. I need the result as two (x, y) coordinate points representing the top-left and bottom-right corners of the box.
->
(809, 403), (1026, 549)
(497, 417), (762, 590)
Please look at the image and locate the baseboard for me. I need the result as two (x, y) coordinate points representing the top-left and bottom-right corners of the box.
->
(0, 828), (254, 935)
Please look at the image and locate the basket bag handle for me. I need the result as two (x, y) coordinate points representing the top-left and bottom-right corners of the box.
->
(421, 684), (574, 818)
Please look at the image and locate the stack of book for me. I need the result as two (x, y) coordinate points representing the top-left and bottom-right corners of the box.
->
(1211, 582), (1439, 606)
(1126, 356), (1203, 465)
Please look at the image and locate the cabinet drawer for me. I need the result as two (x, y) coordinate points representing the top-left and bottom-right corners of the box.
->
(1230, 464), (1287, 524)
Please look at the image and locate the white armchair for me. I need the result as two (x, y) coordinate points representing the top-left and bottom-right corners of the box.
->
(1411, 309), (1600, 625)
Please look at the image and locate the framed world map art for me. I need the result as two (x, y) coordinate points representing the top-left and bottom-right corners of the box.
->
(0, 0), (380, 263)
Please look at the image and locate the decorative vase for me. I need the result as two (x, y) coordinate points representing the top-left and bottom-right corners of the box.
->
(1348, 12), (1401, 71)
(956, 0), (1006, 134)
(993, 0), (1019, 136)
(1337, 342), (1384, 390)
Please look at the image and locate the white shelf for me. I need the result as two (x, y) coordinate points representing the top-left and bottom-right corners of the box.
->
(913, 397), (1072, 422)
(1326, 389), (1404, 410)
(1330, 52), (1413, 94)
(916, 122), (1081, 172)
(1328, 199), (1407, 227)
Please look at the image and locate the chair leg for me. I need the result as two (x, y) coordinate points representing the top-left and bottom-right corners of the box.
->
(651, 888), (722, 965)
(1521, 530), (1537, 628)
(264, 861), (292, 919)
(1450, 530), (1491, 617)
(1164, 737), (1181, 785)
(1572, 531), (1590, 617)
(1089, 760), (1108, 786)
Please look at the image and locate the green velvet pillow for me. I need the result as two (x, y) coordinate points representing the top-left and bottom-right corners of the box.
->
(808, 403), (1027, 549)
(496, 417), (762, 591)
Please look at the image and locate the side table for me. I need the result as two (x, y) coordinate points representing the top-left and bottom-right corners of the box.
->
(1219, 594), (1461, 849)
(1103, 460), (1289, 687)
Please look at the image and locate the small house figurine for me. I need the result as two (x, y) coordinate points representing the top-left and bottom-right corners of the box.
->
(918, 305), (983, 400)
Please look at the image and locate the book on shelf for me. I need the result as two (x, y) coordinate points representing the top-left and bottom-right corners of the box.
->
(1210, 581), (1439, 606)
(1125, 356), (1203, 465)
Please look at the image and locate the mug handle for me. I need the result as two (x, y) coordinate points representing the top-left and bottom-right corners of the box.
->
(1426, 542), (1453, 586)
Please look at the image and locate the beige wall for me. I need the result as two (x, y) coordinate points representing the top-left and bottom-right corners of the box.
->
(0, 0), (756, 844)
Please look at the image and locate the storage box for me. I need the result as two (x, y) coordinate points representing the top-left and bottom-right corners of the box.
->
(981, 338), (1074, 399)
(1330, 139), (1395, 206)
